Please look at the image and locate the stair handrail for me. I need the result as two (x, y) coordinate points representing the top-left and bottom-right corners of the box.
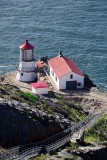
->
(0, 111), (104, 160)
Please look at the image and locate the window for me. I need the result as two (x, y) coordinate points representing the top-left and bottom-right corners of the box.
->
(70, 74), (73, 79)
(55, 76), (57, 81)
(21, 73), (23, 76)
(23, 50), (33, 61)
(51, 70), (54, 76)
(78, 82), (81, 86)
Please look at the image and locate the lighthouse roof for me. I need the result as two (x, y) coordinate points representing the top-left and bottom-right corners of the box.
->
(19, 39), (35, 50)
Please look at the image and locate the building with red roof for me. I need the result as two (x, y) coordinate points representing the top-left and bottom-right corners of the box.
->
(48, 52), (84, 90)
(31, 82), (48, 95)
(36, 61), (47, 73)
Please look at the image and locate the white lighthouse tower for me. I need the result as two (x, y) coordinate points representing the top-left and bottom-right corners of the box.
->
(16, 39), (36, 82)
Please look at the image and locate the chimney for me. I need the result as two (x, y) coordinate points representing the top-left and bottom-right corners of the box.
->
(26, 39), (28, 44)
(59, 51), (63, 57)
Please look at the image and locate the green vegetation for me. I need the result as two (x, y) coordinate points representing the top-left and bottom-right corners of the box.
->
(60, 155), (80, 160)
(29, 152), (81, 160)
(21, 91), (38, 102)
(84, 114), (107, 143)
(39, 99), (87, 122)
(55, 100), (87, 122)
(28, 143), (81, 160)
(66, 142), (79, 150)
(29, 154), (50, 160)
(0, 84), (90, 160)
(0, 84), (87, 123)
(0, 84), (38, 104)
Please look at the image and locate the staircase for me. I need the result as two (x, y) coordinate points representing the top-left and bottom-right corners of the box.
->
(0, 110), (105, 160)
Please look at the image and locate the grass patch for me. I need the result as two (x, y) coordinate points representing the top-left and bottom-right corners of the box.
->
(84, 113), (107, 143)
(56, 100), (87, 122)
(21, 91), (38, 102)
(29, 154), (50, 160)
(61, 155), (80, 160)
(0, 84), (39, 105)
(66, 142), (79, 150)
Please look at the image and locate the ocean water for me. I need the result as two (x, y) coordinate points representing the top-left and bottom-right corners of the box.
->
(0, 0), (107, 91)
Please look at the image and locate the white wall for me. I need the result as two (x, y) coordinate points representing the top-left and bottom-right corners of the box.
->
(59, 72), (84, 90)
(16, 60), (37, 82)
(49, 66), (59, 89)
(16, 71), (36, 82)
(18, 61), (35, 72)
(32, 87), (48, 95)
(49, 66), (84, 90)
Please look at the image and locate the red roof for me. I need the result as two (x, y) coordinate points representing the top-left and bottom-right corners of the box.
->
(31, 82), (48, 88)
(19, 39), (35, 50)
(48, 55), (84, 78)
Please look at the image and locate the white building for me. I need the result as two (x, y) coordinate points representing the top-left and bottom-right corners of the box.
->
(16, 39), (36, 82)
(48, 52), (84, 90)
(31, 82), (48, 95)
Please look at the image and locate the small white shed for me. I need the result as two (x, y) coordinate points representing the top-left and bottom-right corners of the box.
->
(31, 82), (48, 95)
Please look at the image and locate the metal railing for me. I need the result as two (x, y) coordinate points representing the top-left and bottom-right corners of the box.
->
(14, 134), (71, 160)
(43, 68), (58, 91)
(77, 110), (105, 140)
(0, 110), (105, 160)
(19, 57), (36, 62)
(0, 128), (71, 160)
(16, 65), (36, 72)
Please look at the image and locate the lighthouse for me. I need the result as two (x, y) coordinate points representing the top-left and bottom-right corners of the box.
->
(16, 39), (36, 82)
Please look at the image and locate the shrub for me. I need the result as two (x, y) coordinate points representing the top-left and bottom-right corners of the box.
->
(21, 92), (38, 102)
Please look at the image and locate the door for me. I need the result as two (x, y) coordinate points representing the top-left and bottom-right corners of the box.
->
(66, 81), (77, 90)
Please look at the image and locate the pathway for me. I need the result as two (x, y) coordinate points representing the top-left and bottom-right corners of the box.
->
(71, 110), (105, 142)
(0, 110), (105, 160)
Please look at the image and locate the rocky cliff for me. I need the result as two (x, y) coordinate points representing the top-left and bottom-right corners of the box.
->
(0, 98), (63, 148)
(0, 83), (87, 148)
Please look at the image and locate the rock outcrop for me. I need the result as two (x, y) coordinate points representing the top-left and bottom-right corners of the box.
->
(0, 99), (62, 148)
(84, 73), (97, 89)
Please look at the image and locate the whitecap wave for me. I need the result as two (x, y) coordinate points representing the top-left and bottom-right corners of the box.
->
(0, 65), (14, 68)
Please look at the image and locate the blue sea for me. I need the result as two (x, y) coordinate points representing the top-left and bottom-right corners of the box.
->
(0, 0), (107, 91)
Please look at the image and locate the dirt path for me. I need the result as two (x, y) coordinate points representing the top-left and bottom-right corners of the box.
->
(0, 71), (56, 93)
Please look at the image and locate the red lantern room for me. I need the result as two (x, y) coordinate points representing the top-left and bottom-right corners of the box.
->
(19, 39), (35, 62)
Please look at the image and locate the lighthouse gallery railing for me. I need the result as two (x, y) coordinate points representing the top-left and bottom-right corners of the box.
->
(16, 65), (36, 72)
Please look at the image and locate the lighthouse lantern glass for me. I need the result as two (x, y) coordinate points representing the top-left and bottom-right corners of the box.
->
(20, 49), (34, 61)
